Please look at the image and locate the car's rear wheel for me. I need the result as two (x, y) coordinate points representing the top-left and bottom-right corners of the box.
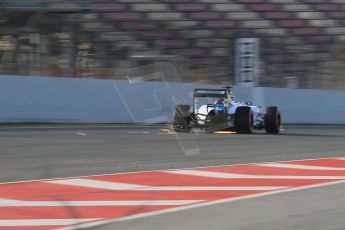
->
(265, 106), (281, 134)
(173, 104), (192, 132)
(234, 106), (253, 134)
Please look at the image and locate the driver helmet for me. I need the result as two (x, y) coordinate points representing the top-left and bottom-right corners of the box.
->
(215, 98), (224, 104)
(214, 98), (225, 111)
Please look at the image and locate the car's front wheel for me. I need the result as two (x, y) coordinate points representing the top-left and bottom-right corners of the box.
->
(173, 104), (192, 132)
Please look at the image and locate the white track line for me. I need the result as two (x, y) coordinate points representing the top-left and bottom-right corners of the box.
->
(0, 157), (343, 186)
(166, 169), (345, 180)
(49, 179), (142, 190)
(0, 219), (99, 227)
(257, 163), (345, 170)
(0, 199), (202, 207)
(337, 157), (345, 160)
(47, 179), (286, 191)
(56, 179), (345, 230)
(0, 125), (164, 130)
(0, 157), (343, 229)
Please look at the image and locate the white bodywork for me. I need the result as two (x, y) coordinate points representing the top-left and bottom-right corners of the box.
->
(196, 102), (264, 127)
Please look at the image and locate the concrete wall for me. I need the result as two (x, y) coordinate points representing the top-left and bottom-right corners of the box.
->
(0, 75), (218, 123)
(1, 75), (345, 124)
(234, 87), (345, 124)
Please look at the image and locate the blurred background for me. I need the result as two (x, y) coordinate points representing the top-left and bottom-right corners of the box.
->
(1, 0), (345, 89)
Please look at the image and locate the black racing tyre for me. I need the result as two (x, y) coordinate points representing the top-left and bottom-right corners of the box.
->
(173, 104), (191, 132)
(265, 106), (281, 134)
(234, 106), (253, 134)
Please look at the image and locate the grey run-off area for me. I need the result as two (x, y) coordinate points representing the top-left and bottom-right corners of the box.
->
(0, 125), (345, 230)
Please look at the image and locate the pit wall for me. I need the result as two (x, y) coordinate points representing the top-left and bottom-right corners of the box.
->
(0, 75), (344, 124)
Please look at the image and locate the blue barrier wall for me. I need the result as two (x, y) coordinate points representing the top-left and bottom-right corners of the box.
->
(234, 87), (345, 124)
(0, 75), (217, 123)
(1, 75), (345, 124)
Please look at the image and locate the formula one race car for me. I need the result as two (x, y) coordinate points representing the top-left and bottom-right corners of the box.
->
(173, 86), (281, 134)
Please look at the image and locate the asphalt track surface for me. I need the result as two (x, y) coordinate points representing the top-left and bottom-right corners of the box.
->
(1, 125), (345, 230)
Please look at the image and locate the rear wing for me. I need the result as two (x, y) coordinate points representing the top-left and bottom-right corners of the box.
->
(193, 88), (228, 98)
(192, 87), (234, 115)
